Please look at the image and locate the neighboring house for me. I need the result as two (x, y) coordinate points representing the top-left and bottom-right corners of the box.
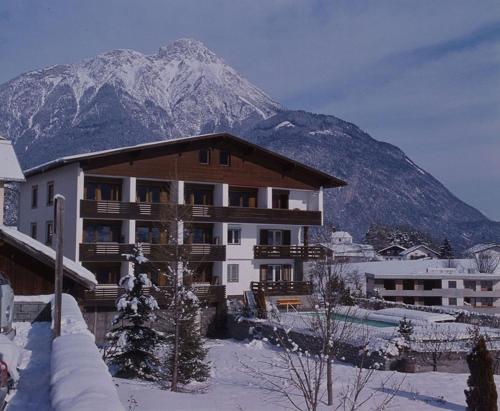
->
(356, 259), (500, 308)
(18, 133), (346, 301)
(377, 244), (407, 260)
(0, 226), (97, 297)
(399, 244), (440, 260)
(321, 231), (376, 263)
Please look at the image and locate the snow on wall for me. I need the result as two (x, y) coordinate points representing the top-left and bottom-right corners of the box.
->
(50, 294), (124, 411)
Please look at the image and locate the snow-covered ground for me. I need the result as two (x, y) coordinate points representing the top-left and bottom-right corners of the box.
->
(115, 338), (500, 411)
(6, 321), (52, 411)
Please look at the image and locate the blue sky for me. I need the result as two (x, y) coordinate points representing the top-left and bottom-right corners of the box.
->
(1, 0), (499, 220)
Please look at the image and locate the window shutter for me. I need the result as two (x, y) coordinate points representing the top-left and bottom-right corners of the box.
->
(283, 230), (291, 245)
(260, 265), (268, 282)
(260, 229), (269, 245)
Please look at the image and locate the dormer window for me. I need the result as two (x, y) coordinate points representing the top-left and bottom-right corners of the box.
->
(199, 149), (210, 165)
(219, 150), (230, 166)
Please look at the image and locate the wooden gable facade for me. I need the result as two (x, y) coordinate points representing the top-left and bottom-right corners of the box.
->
(80, 134), (345, 189)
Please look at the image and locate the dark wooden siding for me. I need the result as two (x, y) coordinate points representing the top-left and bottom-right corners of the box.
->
(82, 140), (321, 190)
(0, 243), (85, 297)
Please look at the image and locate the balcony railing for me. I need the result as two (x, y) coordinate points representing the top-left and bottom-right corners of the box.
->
(80, 200), (322, 225)
(79, 243), (226, 262)
(253, 245), (327, 260)
(251, 281), (312, 296)
(83, 284), (226, 307)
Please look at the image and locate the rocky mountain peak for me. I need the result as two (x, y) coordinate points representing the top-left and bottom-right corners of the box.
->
(157, 38), (219, 64)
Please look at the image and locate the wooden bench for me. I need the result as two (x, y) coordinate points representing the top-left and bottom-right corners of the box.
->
(276, 297), (301, 312)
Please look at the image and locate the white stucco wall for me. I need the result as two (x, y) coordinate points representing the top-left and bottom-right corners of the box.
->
(19, 163), (82, 260)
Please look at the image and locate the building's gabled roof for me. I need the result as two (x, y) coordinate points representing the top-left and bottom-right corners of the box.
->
(377, 244), (407, 254)
(24, 132), (347, 188)
(399, 244), (440, 257)
(0, 137), (24, 182)
(0, 226), (97, 289)
(466, 243), (500, 255)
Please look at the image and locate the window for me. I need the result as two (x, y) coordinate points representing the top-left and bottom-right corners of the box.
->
(272, 189), (289, 209)
(199, 149), (210, 165)
(46, 221), (54, 245)
(185, 224), (213, 244)
(227, 264), (239, 283)
(228, 227), (241, 245)
(83, 221), (121, 243)
(464, 280), (476, 290)
(184, 184), (214, 205)
(259, 229), (291, 246)
(481, 281), (493, 291)
(259, 264), (292, 282)
(448, 298), (457, 306)
(219, 150), (230, 166)
(136, 181), (169, 203)
(31, 185), (38, 208)
(46, 182), (54, 206)
(229, 187), (257, 207)
(448, 281), (457, 289)
(30, 223), (37, 240)
(136, 223), (169, 244)
(84, 179), (121, 201)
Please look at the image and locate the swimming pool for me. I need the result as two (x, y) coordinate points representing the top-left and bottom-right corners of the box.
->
(302, 311), (395, 328)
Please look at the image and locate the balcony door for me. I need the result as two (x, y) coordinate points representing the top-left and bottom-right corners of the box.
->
(136, 180), (170, 203)
(136, 222), (169, 244)
(185, 223), (213, 244)
(259, 229), (291, 246)
(83, 221), (122, 243)
(229, 187), (257, 208)
(260, 264), (292, 282)
(272, 189), (289, 209)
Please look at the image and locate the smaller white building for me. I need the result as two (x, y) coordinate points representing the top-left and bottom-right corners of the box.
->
(321, 231), (376, 263)
(377, 244), (440, 261)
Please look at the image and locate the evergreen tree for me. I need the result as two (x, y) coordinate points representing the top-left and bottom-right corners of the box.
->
(440, 238), (454, 259)
(465, 336), (498, 411)
(106, 245), (164, 381)
(397, 317), (414, 347)
(166, 286), (210, 384)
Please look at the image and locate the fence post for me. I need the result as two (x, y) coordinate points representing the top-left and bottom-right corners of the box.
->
(53, 195), (65, 338)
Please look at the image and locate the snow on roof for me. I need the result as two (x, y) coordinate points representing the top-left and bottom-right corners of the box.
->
(0, 226), (96, 288)
(466, 243), (500, 254)
(332, 231), (352, 238)
(377, 244), (407, 253)
(348, 258), (477, 276)
(399, 244), (439, 256)
(0, 138), (24, 182)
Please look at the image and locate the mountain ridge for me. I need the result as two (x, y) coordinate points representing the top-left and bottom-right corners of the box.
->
(0, 38), (498, 250)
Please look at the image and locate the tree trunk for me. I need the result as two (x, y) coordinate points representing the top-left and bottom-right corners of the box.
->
(170, 275), (180, 391)
(327, 355), (333, 405)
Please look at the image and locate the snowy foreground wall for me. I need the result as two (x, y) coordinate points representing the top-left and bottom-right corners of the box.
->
(50, 294), (124, 411)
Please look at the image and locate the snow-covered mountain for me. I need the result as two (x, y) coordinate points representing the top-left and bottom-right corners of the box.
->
(0, 38), (498, 249)
(0, 38), (279, 167)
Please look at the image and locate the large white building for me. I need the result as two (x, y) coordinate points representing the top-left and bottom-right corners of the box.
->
(354, 259), (500, 308)
(320, 231), (376, 263)
(18, 133), (345, 298)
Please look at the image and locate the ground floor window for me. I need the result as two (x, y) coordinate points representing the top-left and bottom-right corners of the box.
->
(448, 297), (457, 306)
(227, 264), (239, 282)
(259, 264), (292, 282)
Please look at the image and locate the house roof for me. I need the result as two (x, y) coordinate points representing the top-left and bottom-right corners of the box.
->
(0, 226), (97, 289)
(378, 244), (407, 254)
(399, 244), (440, 257)
(0, 137), (24, 182)
(24, 132), (347, 188)
(466, 244), (500, 255)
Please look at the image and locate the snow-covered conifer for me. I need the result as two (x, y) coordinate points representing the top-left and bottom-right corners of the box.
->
(106, 244), (164, 381)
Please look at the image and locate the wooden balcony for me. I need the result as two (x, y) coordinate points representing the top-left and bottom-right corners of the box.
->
(251, 281), (312, 296)
(83, 284), (226, 308)
(79, 243), (226, 262)
(80, 200), (322, 225)
(253, 245), (327, 260)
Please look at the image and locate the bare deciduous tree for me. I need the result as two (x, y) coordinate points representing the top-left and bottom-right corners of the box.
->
(474, 250), (500, 274)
